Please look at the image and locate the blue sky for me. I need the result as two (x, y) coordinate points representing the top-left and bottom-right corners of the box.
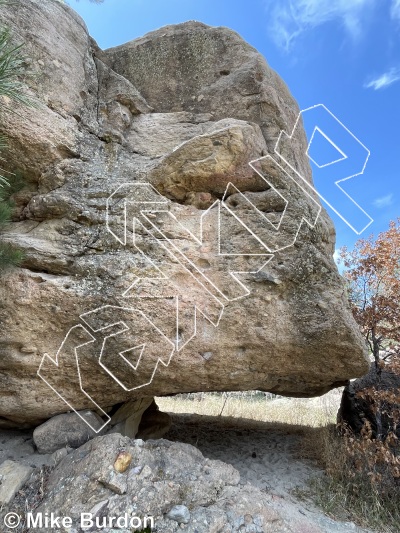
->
(71, 0), (399, 253)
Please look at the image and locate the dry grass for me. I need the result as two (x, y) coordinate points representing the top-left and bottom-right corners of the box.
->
(306, 425), (400, 533)
(156, 390), (340, 427)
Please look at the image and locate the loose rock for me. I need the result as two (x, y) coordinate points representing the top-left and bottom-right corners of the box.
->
(113, 451), (132, 473)
(166, 504), (191, 524)
(0, 460), (33, 505)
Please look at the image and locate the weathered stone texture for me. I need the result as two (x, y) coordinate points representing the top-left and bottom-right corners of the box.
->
(0, 0), (368, 427)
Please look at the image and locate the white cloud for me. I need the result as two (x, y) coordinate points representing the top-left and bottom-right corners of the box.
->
(391, 0), (400, 21)
(333, 249), (346, 273)
(364, 67), (400, 90)
(265, 0), (377, 50)
(373, 193), (394, 208)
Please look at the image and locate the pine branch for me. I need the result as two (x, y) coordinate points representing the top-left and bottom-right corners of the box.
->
(0, 241), (23, 271)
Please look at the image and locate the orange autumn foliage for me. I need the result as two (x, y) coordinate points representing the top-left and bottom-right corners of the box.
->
(339, 220), (400, 498)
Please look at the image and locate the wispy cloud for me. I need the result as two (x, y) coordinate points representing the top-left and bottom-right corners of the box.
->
(333, 248), (346, 272)
(265, 0), (377, 51)
(364, 67), (400, 90)
(373, 193), (394, 208)
(391, 0), (400, 21)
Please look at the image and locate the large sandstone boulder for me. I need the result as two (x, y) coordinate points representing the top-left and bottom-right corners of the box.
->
(0, 0), (368, 428)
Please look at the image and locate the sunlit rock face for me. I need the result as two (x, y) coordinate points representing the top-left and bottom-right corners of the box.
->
(0, 0), (368, 427)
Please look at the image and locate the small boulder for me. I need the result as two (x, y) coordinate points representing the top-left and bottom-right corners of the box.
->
(106, 397), (153, 438)
(338, 363), (400, 439)
(33, 410), (104, 454)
